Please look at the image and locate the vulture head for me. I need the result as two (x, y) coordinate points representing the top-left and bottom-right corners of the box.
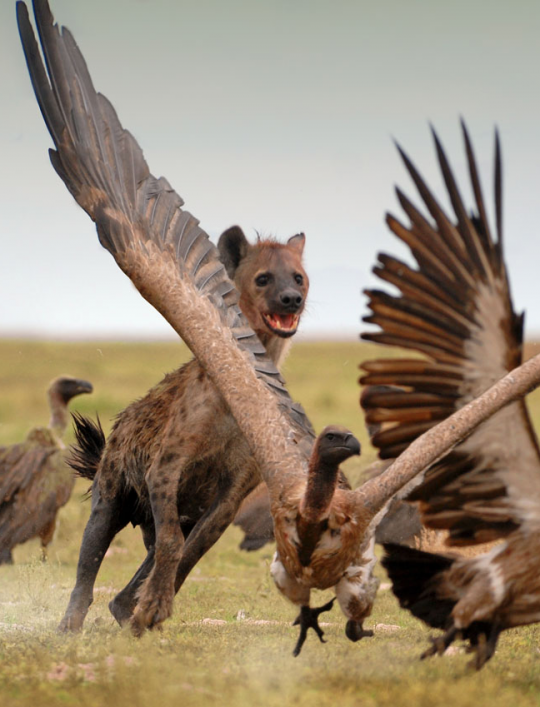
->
(50, 376), (94, 403)
(48, 376), (93, 435)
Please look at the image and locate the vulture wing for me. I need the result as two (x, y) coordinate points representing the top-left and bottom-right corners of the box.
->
(0, 428), (56, 502)
(360, 123), (540, 544)
(0, 430), (72, 547)
(17, 0), (315, 492)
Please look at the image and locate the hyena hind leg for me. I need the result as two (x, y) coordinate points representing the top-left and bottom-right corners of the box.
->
(59, 485), (132, 632)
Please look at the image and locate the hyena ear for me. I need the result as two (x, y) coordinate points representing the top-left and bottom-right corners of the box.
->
(218, 226), (250, 278)
(287, 232), (306, 256)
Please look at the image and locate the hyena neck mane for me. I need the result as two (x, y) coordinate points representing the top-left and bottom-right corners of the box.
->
(218, 225), (309, 368)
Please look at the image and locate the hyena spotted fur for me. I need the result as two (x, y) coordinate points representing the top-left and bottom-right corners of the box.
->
(60, 226), (308, 634)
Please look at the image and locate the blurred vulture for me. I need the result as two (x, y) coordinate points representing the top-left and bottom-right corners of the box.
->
(0, 376), (93, 563)
(361, 123), (540, 669)
(17, 0), (540, 654)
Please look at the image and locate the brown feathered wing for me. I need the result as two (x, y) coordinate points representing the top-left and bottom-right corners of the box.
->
(0, 428), (73, 548)
(360, 124), (540, 545)
(17, 0), (315, 494)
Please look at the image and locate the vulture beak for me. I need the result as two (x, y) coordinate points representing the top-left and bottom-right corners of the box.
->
(340, 434), (361, 456)
(74, 380), (93, 395)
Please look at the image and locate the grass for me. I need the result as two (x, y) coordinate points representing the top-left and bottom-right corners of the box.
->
(1, 338), (540, 706)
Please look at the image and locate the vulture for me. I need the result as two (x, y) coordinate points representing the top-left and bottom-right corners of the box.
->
(0, 376), (93, 563)
(17, 0), (540, 654)
(361, 122), (540, 669)
(233, 393), (418, 553)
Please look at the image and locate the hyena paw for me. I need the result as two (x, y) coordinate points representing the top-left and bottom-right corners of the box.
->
(58, 611), (85, 633)
(109, 595), (136, 627)
(130, 588), (174, 636)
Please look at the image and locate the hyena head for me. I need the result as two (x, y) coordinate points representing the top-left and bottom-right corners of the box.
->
(218, 226), (309, 365)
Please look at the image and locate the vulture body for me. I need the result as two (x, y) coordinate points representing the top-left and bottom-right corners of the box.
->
(18, 0), (540, 654)
(233, 460), (420, 552)
(361, 123), (540, 668)
(0, 376), (93, 563)
(234, 389), (418, 553)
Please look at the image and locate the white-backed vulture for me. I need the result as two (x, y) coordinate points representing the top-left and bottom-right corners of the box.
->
(0, 376), (92, 563)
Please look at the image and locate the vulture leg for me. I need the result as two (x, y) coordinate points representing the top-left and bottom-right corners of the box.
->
(109, 522), (155, 626)
(39, 517), (57, 562)
(335, 555), (378, 643)
(345, 620), (374, 642)
(292, 597), (336, 657)
(468, 622), (502, 670)
(58, 485), (131, 632)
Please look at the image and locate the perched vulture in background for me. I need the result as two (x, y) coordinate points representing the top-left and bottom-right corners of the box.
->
(361, 122), (540, 669)
(0, 376), (93, 563)
(17, 0), (540, 655)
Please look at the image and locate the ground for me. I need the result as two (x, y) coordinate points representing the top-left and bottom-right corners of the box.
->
(1, 339), (540, 707)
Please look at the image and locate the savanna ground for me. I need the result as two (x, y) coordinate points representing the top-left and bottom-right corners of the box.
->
(2, 338), (540, 707)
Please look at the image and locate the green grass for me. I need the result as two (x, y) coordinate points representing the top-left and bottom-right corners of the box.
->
(1, 338), (540, 707)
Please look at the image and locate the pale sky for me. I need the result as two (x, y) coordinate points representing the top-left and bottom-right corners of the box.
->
(2, 0), (540, 339)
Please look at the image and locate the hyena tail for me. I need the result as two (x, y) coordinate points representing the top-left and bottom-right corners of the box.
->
(68, 412), (106, 481)
(381, 543), (457, 630)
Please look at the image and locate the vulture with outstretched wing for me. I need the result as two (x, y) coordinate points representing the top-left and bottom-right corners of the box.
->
(361, 123), (540, 668)
(0, 376), (92, 563)
(17, 0), (540, 655)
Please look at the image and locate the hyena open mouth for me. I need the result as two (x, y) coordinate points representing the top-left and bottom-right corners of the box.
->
(262, 313), (300, 338)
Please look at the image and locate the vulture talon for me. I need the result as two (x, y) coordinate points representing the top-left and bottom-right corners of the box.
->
(420, 627), (459, 660)
(292, 598), (336, 657)
(467, 624), (500, 671)
(345, 619), (374, 642)
(420, 638), (440, 661)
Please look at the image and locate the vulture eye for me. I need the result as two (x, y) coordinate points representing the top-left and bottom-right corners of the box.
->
(255, 273), (271, 287)
(325, 433), (335, 441)
(294, 273), (304, 285)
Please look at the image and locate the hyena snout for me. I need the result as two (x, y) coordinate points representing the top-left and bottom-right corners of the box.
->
(279, 288), (304, 312)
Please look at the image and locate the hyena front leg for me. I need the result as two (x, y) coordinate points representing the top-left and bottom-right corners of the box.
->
(174, 475), (257, 592)
(130, 457), (186, 635)
(110, 477), (254, 626)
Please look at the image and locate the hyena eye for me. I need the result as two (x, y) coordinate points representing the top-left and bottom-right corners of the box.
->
(255, 273), (271, 287)
(294, 273), (304, 285)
